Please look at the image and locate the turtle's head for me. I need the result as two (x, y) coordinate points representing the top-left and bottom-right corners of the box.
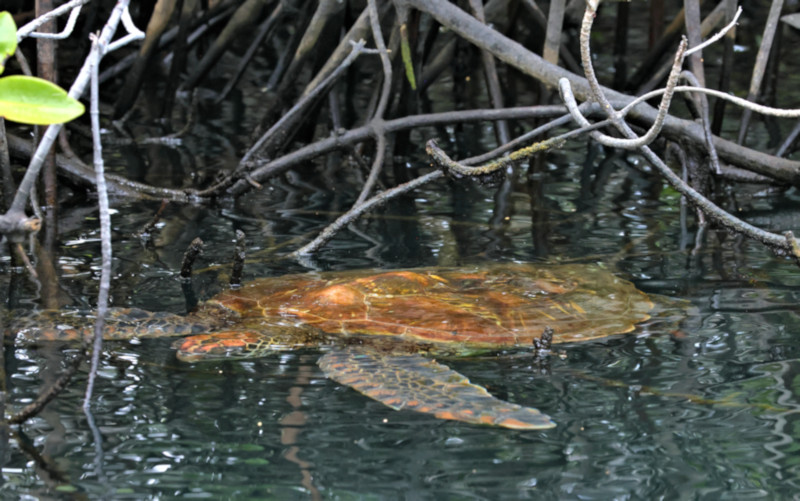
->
(173, 331), (262, 362)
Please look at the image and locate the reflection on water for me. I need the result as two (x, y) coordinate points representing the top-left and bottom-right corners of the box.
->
(6, 24), (800, 493)
(4, 158), (800, 498)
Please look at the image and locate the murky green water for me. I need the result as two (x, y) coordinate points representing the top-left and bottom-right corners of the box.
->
(4, 140), (800, 498)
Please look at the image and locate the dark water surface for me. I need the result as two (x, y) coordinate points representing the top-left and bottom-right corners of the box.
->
(4, 142), (800, 499)
(5, 5), (800, 499)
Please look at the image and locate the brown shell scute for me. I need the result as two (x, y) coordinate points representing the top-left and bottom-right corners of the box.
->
(208, 263), (655, 349)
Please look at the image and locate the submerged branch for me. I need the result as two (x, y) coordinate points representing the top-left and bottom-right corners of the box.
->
(289, 170), (443, 257)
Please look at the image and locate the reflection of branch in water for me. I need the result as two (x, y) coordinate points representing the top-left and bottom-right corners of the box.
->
(759, 361), (800, 479)
(569, 368), (790, 413)
(8, 347), (88, 426)
(280, 360), (321, 501)
(9, 346), (76, 486)
(83, 405), (108, 488)
(13, 428), (68, 485)
(0, 307), (7, 477)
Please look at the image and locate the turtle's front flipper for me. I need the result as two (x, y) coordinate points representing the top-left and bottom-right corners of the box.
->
(318, 349), (556, 430)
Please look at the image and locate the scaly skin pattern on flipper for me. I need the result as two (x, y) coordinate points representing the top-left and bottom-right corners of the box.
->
(318, 348), (556, 430)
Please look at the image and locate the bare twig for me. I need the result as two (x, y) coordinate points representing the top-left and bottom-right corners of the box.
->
(180, 238), (204, 279)
(83, 32), (113, 410)
(461, 103), (600, 165)
(10, 105), (568, 203)
(223, 105), (573, 196)
(291, 107), (580, 256)
(353, 0), (393, 206)
(574, 0), (799, 254)
(8, 0), (144, 216)
(785, 231), (800, 266)
(301, 6), (374, 97)
(216, 1), (285, 102)
(16, 0), (89, 40)
(542, 0), (565, 66)
(427, 136), (565, 177)
(737, 0), (784, 144)
(82, 405), (107, 485)
(685, 6), (742, 56)
(0, 213), (41, 243)
(239, 40), (370, 169)
(637, 3), (729, 95)
(181, 0), (269, 90)
(775, 121), (800, 157)
(683, 0), (706, 89)
(0, 119), (13, 209)
(468, 0), (510, 144)
(712, 0), (738, 135)
(680, 70), (721, 175)
(100, 3), (236, 84)
(134, 199), (169, 242)
(565, 36), (687, 150)
(5, 133), (190, 201)
(619, 86), (800, 119)
(401, 0), (800, 184)
(4, 0), (146, 426)
(289, 171), (443, 257)
(12, 243), (37, 278)
(108, 6), (146, 52)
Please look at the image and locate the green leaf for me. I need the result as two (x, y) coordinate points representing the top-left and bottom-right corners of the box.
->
(243, 458), (270, 466)
(0, 12), (17, 74)
(400, 24), (417, 91)
(0, 75), (84, 124)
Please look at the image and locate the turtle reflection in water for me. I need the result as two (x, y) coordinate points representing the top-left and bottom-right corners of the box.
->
(14, 263), (662, 430)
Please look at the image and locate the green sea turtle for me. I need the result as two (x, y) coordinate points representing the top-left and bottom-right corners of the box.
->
(10, 263), (659, 430)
